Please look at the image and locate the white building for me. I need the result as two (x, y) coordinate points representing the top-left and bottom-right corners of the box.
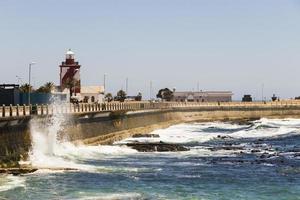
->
(79, 86), (105, 103)
(173, 91), (233, 102)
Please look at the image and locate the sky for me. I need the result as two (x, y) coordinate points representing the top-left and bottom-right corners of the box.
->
(0, 0), (300, 100)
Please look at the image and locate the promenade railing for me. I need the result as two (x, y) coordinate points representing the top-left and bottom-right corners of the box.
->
(1, 101), (300, 118)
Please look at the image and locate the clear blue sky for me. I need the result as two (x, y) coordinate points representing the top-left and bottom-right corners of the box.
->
(0, 0), (300, 100)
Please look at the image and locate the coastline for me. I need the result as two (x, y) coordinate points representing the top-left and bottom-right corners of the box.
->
(2, 105), (300, 170)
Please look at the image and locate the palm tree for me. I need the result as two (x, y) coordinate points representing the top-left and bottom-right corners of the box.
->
(105, 93), (113, 102)
(115, 90), (127, 102)
(36, 82), (55, 93)
(43, 82), (55, 93)
(19, 84), (33, 93)
(135, 92), (142, 101)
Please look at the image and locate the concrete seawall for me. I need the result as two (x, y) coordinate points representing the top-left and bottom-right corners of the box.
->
(2, 102), (300, 167)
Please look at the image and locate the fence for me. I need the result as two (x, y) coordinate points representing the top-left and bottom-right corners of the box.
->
(1, 101), (300, 118)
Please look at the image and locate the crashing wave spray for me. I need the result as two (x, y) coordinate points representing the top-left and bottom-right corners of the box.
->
(28, 99), (137, 170)
(28, 99), (74, 168)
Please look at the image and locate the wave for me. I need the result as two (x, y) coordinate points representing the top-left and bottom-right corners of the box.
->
(29, 102), (138, 172)
(28, 107), (300, 172)
(0, 175), (25, 192)
(130, 119), (300, 145)
(77, 193), (144, 200)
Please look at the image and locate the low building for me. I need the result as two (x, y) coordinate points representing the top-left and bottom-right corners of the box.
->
(242, 95), (252, 102)
(173, 91), (233, 102)
(0, 84), (20, 105)
(79, 86), (105, 103)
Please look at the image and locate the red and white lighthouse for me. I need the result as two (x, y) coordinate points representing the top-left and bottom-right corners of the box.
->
(59, 49), (81, 95)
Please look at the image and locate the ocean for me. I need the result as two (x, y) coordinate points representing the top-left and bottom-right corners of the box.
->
(0, 118), (300, 200)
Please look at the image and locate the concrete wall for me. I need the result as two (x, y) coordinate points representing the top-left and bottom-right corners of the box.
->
(2, 103), (300, 167)
(63, 106), (300, 145)
(0, 117), (31, 167)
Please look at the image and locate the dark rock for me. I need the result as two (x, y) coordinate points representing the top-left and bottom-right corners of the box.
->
(0, 168), (38, 175)
(259, 153), (273, 159)
(208, 146), (244, 151)
(251, 149), (261, 153)
(126, 142), (189, 152)
(132, 134), (160, 138)
(217, 135), (233, 140)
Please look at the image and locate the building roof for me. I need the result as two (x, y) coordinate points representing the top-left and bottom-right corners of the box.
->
(81, 86), (105, 94)
(173, 91), (233, 97)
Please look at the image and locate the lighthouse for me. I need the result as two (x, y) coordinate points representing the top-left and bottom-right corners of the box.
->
(59, 49), (81, 95)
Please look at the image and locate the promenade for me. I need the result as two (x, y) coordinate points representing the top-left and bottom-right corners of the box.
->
(1, 101), (300, 119)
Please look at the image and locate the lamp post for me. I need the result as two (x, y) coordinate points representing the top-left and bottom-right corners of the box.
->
(103, 73), (107, 94)
(28, 62), (36, 106)
(261, 83), (264, 102)
(150, 81), (153, 100)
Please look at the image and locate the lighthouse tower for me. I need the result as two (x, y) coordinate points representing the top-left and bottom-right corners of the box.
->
(59, 49), (81, 95)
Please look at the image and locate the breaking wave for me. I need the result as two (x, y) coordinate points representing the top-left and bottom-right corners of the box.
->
(0, 175), (25, 192)
(28, 103), (137, 172)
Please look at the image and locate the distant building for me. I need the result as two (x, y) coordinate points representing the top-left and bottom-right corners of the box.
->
(242, 95), (252, 102)
(80, 86), (105, 103)
(59, 49), (81, 95)
(172, 91), (233, 102)
(0, 84), (20, 105)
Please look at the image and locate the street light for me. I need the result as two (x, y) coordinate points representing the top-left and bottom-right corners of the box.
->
(103, 73), (107, 94)
(28, 62), (36, 106)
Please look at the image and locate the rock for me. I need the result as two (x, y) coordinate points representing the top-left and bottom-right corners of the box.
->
(126, 142), (189, 152)
(251, 149), (261, 153)
(0, 168), (38, 175)
(217, 135), (233, 140)
(132, 134), (160, 138)
(208, 146), (244, 151)
(259, 153), (273, 159)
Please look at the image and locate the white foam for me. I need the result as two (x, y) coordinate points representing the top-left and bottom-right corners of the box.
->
(0, 175), (25, 192)
(29, 101), (138, 171)
(130, 119), (300, 145)
(77, 192), (143, 200)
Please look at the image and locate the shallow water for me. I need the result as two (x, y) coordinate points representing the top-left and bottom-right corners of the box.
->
(1, 118), (300, 199)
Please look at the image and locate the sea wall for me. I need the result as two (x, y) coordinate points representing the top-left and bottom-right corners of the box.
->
(66, 106), (300, 145)
(0, 117), (31, 167)
(2, 102), (300, 167)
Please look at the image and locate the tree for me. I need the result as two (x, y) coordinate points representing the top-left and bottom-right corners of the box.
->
(36, 82), (55, 93)
(105, 93), (113, 102)
(43, 82), (55, 93)
(156, 88), (174, 101)
(115, 90), (127, 102)
(19, 84), (33, 93)
(135, 92), (142, 101)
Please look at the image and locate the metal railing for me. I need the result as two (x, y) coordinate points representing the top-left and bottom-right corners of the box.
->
(1, 101), (300, 118)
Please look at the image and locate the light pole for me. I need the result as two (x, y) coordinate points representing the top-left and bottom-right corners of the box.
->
(150, 81), (153, 100)
(103, 73), (107, 94)
(28, 62), (36, 106)
(261, 83), (264, 102)
(126, 77), (128, 94)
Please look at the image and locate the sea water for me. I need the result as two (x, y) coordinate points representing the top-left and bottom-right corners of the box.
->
(0, 118), (300, 199)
